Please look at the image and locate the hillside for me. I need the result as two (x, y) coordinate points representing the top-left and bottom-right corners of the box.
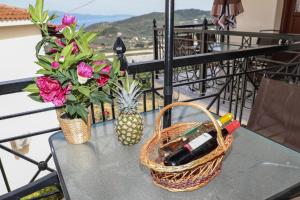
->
(86, 9), (212, 50)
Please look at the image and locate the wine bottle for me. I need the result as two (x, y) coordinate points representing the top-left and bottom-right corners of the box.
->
(159, 113), (234, 158)
(164, 120), (240, 166)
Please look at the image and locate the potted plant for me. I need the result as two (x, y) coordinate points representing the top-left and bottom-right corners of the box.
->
(24, 0), (120, 144)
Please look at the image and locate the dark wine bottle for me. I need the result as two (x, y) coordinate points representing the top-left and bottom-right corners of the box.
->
(159, 113), (234, 158)
(164, 120), (240, 166)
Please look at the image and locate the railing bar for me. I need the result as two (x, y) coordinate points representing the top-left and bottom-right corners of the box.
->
(0, 107), (59, 121)
(229, 59), (236, 113)
(110, 90), (116, 120)
(91, 103), (96, 124)
(151, 72), (156, 111)
(239, 59), (249, 122)
(29, 169), (41, 183)
(234, 74), (241, 120)
(217, 95), (220, 115)
(143, 92), (147, 112)
(0, 127), (61, 144)
(252, 87), (257, 108)
(0, 158), (10, 192)
(206, 72), (235, 110)
(45, 153), (52, 163)
(141, 63), (299, 93)
(182, 93), (219, 102)
(101, 102), (106, 122)
(0, 144), (39, 165)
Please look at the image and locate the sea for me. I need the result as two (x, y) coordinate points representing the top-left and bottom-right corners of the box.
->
(50, 12), (132, 27)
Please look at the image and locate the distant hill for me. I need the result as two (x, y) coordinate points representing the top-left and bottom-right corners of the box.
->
(87, 9), (211, 37)
(86, 9), (212, 50)
(50, 11), (132, 27)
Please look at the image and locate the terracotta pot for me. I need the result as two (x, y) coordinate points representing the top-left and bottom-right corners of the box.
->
(56, 108), (92, 144)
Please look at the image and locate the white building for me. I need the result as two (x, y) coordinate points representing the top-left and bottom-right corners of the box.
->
(0, 4), (42, 82)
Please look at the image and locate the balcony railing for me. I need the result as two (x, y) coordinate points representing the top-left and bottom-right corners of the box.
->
(1, 29), (300, 198)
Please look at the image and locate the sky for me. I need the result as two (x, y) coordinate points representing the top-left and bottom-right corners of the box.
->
(0, 0), (213, 15)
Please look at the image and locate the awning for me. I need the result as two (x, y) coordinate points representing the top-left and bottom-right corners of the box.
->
(212, 0), (244, 30)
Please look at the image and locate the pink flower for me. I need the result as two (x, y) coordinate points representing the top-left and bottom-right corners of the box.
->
(55, 39), (66, 47)
(77, 62), (93, 78)
(101, 65), (111, 74)
(62, 15), (76, 26)
(55, 15), (77, 31)
(96, 75), (110, 87)
(36, 77), (71, 106)
(96, 66), (111, 87)
(71, 41), (79, 54)
(48, 49), (58, 54)
(51, 61), (60, 69)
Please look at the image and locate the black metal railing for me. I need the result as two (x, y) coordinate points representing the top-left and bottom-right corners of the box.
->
(0, 33), (300, 197)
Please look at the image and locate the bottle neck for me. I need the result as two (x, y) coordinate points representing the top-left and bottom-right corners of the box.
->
(210, 120), (240, 138)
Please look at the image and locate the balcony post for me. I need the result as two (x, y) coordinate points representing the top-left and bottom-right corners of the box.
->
(153, 19), (159, 79)
(163, 0), (175, 128)
(200, 18), (208, 96)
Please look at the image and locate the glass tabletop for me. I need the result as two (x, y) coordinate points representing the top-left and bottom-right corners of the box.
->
(49, 107), (300, 200)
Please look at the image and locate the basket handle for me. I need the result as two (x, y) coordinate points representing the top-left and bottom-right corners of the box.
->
(155, 102), (226, 151)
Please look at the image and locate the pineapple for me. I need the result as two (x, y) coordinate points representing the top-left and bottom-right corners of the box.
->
(113, 76), (143, 145)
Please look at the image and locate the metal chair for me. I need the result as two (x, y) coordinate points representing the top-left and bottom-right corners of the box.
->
(0, 172), (63, 199)
(247, 77), (300, 152)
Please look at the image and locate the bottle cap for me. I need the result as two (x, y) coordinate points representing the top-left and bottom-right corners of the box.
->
(225, 120), (240, 134)
(219, 113), (234, 125)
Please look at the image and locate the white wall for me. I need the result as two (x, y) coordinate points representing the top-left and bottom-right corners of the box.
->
(236, 0), (284, 32)
(0, 24), (42, 82)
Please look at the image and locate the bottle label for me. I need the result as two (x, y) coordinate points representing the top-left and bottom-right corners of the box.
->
(184, 133), (213, 152)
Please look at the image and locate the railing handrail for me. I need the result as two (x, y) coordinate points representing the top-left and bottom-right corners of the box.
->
(127, 43), (300, 73)
(154, 27), (300, 41)
(1, 43), (300, 96)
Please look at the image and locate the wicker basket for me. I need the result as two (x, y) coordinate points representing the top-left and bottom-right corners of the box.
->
(56, 108), (92, 145)
(140, 102), (233, 192)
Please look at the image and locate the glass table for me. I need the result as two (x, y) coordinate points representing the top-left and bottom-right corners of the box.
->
(49, 107), (300, 200)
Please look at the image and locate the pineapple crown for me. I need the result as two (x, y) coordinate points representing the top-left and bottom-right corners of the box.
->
(113, 74), (142, 114)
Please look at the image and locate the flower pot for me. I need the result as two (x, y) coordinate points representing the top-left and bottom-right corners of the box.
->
(56, 109), (92, 144)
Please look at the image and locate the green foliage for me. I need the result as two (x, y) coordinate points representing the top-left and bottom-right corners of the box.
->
(20, 186), (62, 200)
(23, 84), (39, 93)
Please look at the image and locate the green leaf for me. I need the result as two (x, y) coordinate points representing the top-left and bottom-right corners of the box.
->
(39, 55), (53, 63)
(92, 53), (106, 61)
(90, 90), (112, 104)
(61, 44), (73, 58)
(85, 32), (97, 43)
(69, 69), (78, 84)
(112, 57), (121, 76)
(36, 69), (53, 75)
(23, 84), (39, 93)
(93, 63), (107, 73)
(28, 5), (37, 21)
(67, 94), (77, 101)
(76, 104), (88, 122)
(62, 27), (73, 41)
(28, 93), (43, 102)
(35, 61), (52, 71)
(35, 0), (44, 22)
(66, 104), (76, 115)
(78, 86), (90, 97)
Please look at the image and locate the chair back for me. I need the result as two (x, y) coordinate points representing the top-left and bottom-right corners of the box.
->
(248, 77), (300, 152)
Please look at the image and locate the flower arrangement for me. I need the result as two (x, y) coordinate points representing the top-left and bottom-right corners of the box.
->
(24, 0), (120, 122)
